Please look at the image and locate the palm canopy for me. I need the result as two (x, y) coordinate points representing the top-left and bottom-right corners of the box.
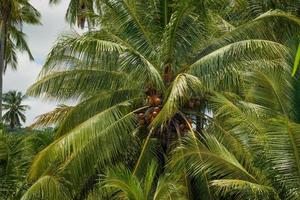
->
(3, 91), (29, 129)
(24, 0), (300, 199)
(0, 0), (40, 70)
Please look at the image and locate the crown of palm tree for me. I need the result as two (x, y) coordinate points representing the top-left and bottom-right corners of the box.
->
(23, 0), (300, 199)
(2, 91), (29, 129)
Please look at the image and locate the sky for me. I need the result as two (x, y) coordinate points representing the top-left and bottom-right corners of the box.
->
(3, 0), (73, 126)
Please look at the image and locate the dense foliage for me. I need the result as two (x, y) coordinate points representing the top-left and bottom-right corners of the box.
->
(1, 0), (300, 200)
(0, 128), (53, 199)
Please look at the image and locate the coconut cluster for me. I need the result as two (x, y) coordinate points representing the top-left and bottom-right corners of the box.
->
(139, 93), (203, 131)
(138, 94), (162, 125)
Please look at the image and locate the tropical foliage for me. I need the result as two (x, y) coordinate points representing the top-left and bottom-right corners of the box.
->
(2, 91), (29, 130)
(0, 128), (53, 200)
(1, 0), (300, 199)
(292, 43), (300, 76)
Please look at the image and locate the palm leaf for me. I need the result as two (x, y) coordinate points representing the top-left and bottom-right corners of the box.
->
(292, 43), (300, 76)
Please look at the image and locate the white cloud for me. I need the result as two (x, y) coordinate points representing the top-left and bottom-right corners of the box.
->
(24, 0), (72, 61)
(3, 0), (72, 127)
(4, 54), (41, 92)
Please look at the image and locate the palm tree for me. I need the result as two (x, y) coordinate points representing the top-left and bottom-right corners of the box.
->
(23, 0), (300, 199)
(3, 91), (29, 130)
(0, 0), (40, 121)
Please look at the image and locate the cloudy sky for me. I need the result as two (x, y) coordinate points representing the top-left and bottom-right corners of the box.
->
(3, 0), (73, 126)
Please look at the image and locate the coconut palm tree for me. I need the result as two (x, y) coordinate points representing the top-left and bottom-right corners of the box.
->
(0, 0), (40, 121)
(2, 91), (29, 130)
(23, 0), (300, 199)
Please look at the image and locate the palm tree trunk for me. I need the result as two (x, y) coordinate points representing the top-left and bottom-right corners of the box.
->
(0, 6), (8, 123)
(0, 27), (6, 123)
(10, 120), (14, 130)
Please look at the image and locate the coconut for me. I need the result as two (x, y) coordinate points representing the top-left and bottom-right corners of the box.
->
(153, 96), (162, 105)
(154, 107), (161, 112)
(138, 113), (145, 119)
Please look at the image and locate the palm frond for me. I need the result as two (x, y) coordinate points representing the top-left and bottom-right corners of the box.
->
(187, 40), (290, 90)
(27, 69), (127, 101)
(21, 175), (71, 200)
(151, 73), (203, 128)
(211, 179), (280, 200)
(30, 104), (73, 129)
(292, 42), (300, 76)
(55, 89), (143, 137)
(28, 98), (141, 184)
(262, 118), (300, 199)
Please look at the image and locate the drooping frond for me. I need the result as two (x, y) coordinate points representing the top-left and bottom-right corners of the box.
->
(21, 175), (71, 200)
(242, 61), (295, 117)
(27, 69), (127, 101)
(30, 104), (73, 129)
(211, 179), (280, 200)
(40, 32), (125, 74)
(170, 133), (266, 184)
(262, 118), (300, 199)
(55, 89), (143, 137)
(292, 43), (300, 76)
(187, 40), (290, 90)
(201, 10), (300, 53)
(27, 99), (144, 199)
(9, 26), (34, 60)
(151, 73), (203, 128)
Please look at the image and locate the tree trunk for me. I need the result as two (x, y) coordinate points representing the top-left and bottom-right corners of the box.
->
(10, 120), (14, 130)
(0, 7), (8, 123)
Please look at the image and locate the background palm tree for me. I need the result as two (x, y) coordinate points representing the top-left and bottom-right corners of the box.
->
(0, 0), (40, 121)
(3, 91), (29, 130)
(22, 0), (300, 199)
